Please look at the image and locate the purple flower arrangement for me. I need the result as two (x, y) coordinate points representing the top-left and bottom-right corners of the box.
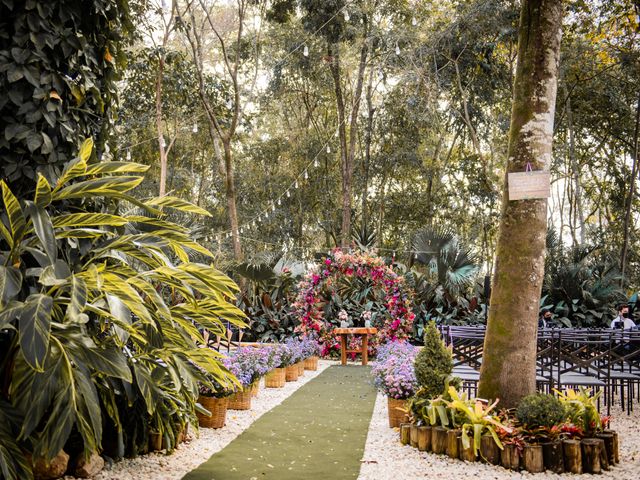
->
(375, 340), (416, 364)
(372, 341), (418, 399)
(299, 336), (321, 358)
(223, 347), (271, 389)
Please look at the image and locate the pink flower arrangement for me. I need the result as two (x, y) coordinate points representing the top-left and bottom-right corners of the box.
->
(293, 249), (415, 356)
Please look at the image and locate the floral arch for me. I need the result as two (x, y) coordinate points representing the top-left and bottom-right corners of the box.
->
(294, 250), (415, 356)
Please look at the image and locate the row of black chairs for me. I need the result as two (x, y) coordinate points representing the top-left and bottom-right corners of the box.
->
(438, 325), (640, 414)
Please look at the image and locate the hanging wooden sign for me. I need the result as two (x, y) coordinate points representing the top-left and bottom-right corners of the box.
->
(508, 164), (550, 201)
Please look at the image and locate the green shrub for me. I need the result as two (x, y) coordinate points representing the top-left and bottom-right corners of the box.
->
(413, 321), (453, 399)
(515, 394), (567, 429)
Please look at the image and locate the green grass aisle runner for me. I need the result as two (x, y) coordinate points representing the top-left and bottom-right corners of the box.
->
(182, 365), (376, 480)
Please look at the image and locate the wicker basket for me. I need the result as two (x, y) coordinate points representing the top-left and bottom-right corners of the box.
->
(265, 368), (286, 388)
(285, 364), (299, 382)
(303, 356), (319, 371)
(228, 388), (252, 410)
(297, 361), (305, 376)
(196, 396), (228, 429)
(250, 380), (259, 397)
(387, 397), (410, 428)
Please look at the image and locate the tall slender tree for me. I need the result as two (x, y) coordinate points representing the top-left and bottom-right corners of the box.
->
(478, 0), (563, 407)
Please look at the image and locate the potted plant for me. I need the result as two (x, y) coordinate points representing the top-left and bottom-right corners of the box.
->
(265, 345), (287, 388)
(555, 387), (612, 472)
(302, 337), (321, 370)
(446, 387), (508, 464)
(196, 378), (233, 429)
(516, 393), (567, 473)
(371, 342), (417, 427)
(224, 347), (268, 410)
(496, 416), (525, 470)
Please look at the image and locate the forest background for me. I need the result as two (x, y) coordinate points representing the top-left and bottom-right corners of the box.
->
(19, 0), (640, 336)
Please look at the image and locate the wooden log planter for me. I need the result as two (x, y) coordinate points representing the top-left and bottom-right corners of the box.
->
(410, 425), (419, 448)
(542, 441), (564, 473)
(400, 423), (411, 445)
(458, 437), (476, 462)
(446, 429), (460, 459)
(523, 445), (544, 473)
(481, 435), (501, 465)
(500, 444), (519, 470)
(417, 426), (431, 452)
(431, 427), (448, 454)
(396, 425), (621, 474)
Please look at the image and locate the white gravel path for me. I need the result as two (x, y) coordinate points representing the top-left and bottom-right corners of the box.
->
(78, 360), (335, 480)
(358, 392), (640, 479)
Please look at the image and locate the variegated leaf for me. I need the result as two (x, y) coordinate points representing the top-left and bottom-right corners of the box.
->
(18, 294), (53, 371)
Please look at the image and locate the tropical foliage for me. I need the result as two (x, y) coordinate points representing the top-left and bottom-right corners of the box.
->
(0, 139), (245, 478)
(0, 0), (132, 194)
(542, 231), (626, 327)
(233, 255), (304, 342)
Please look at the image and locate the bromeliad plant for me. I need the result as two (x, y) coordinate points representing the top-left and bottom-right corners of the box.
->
(446, 387), (508, 456)
(0, 139), (246, 479)
(554, 387), (604, 437)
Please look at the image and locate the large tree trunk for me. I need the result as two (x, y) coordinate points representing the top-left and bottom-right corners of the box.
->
(566, 95), (585, 245)
(328, 43), (350, 248)
(478, 0), (563, 408)
(620, 89), (640, 282)
(222, 139), (243, 260)
(155, 54), (167, 197)
(362, 68), (375, 230)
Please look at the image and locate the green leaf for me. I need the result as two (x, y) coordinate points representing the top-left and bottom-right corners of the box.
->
(0, 419), (33, 480)
(34, 174), (52, 208)
(26, 204), (57, 265)
(53, 176), (144, 200)
(18, 294), (53, 371)
(52, 213), (130, 228)
(53, 157), (87, 191)
(1, 181), (26, 245)
(0, 266), (22, 306)
(85, 161), (149, 176)
(134, 364), (159, 415)
(79, 138), (94, 162)
(146, 196), (211, 217)
(0, 301), (23, 330)
(0, 220), (12, 248)
(68, 275), (87, 323)
(83, 347), (132, 382)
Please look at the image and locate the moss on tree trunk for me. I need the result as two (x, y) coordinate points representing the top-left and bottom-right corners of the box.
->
(478, 0), (563, 407)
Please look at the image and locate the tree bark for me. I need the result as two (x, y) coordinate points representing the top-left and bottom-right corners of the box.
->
(478, 0), (563, 407)
(362, 67), (375, 230)
(566, 94), (585, 245)
(328, 42), (350, 248)
(222, 140), (242, 260)
(329, 29), (369, 248)
(155, 52), (168, 197)
(620, 89), (640, 281)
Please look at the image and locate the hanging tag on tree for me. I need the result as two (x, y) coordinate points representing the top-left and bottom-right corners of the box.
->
(507, 161), (550, 200)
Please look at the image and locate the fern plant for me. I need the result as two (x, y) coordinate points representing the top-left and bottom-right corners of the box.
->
(0, 139), (246, 479)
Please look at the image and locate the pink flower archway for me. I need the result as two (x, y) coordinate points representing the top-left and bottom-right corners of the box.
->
(294, 249), (415, 357)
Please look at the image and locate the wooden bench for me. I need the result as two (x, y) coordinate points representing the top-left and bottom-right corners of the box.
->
(333, 327), (378, 365)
